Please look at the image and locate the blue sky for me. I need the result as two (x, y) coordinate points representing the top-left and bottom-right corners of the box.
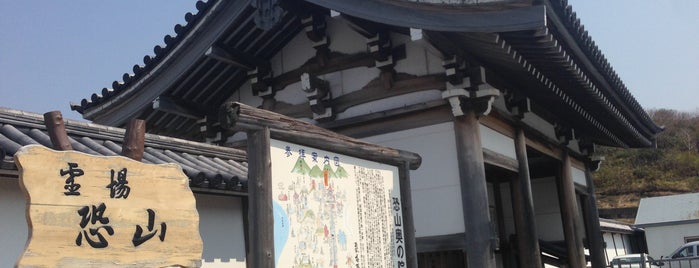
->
(1, 0), (697, 121)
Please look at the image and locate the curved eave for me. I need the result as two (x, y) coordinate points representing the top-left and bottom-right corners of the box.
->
(306, 0), (546, 33)
(544, 0), (663, 135)
(76, 0), (253, 126)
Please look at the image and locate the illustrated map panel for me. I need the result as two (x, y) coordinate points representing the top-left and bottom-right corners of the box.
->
(271, 139), (406, 268)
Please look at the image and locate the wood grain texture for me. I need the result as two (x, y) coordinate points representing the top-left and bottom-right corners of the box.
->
(14, 145), (203, 268)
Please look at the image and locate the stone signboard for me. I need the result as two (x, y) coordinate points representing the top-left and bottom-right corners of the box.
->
(14, 145), (203, 267)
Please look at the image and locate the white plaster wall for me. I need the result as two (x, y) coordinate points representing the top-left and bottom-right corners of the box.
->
(231, 80), (264, 108)
(197, 193), (247, 268)
(278, 28), (316, 74)
(0, 178), (27, 268)
(391, 32), (444, 76)
(480, 125), (516, 159)
(571, 166), (587, 187)
(362, 122), (465, 237)
(327, 16), (367, 55)
(0, 177), (247, 268)
(644, 224), (699, 258)
(532, 177), (565, 242)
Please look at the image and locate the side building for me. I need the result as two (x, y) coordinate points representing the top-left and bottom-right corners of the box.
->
(635, 193), (699, 258)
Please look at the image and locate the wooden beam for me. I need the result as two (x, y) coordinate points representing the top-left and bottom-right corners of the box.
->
(205, 45), (257, 70)
(483, 149), (518, 172)
(511, 128), (543, 267)
(333, 73), (445, 114)
(121, 119), (146, 161)
(219, 102), (422, 170)
(43, 111), (72, 151)
(152, 96), (204, 120)
(416, 233), (467, 253)
(453, 109), (496, 268)
(272, 52), (375, 91)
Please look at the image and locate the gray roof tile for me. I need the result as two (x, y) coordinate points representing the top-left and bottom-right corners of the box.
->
(0, 107), (247, 193)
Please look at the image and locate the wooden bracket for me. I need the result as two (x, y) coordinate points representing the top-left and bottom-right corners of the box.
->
(442, 88), (499, 117)
(555, 124), (574, 146)
(589, 156), (605, 172)
(198, 116), (225, 144)
(152, 96), (204, 120)
(442, 60), (499, 117)
(302, 14), (330, 66)
(252, 0), (283, 30)
(505, 91), (531, 119)
(443, 56), (468, 87)
(205, 45), (258, 70)
(368, 32), (396, 89)
(300, 73), (333, 121)
(248, 65), (273, 97)
(578, 136), (596, 156)
(43, 111), (73, 151)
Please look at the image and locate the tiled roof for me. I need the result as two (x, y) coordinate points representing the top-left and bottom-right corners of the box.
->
(69, 0), (661, 147)
(0, 107), (248, 193)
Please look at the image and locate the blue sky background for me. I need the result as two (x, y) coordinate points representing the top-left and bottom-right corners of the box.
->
(1, 0), (697, 121)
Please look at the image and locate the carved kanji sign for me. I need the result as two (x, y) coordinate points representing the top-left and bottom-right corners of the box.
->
(14, 145), (203, 267)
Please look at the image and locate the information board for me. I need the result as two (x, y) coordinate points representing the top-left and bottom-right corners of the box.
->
(270, 139), (406, 268)
(14, 145), (203, 267)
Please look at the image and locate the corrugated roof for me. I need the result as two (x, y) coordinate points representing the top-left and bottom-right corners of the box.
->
(0, 107), (248, 194)
(635, 193), (699, 225)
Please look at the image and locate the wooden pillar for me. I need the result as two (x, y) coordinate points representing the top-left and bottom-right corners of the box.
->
(511, 128), (543, 267)
(453, 109), (496, 268)
(493, 182), (513, 268)
(399, 161), (418, 268)
(246, 127), (274, 268)
(558, 152), (586, 268)
(43, 111), (72, 151)
(121, 119), (146, 161)
(583, 165), (606, 268)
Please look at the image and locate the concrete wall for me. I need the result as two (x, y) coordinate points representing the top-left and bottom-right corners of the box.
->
(0, 177), (247, 268)
(644, 223), (699, 258)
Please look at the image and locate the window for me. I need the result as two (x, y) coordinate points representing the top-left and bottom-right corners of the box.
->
(685, 236), (699, 243)
(672, 246), (695, 258)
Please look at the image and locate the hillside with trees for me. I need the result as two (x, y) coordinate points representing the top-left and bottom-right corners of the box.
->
(594, 109), (699, 219)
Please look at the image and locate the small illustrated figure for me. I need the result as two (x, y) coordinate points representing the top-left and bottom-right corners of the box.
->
(132, 209), (167, 247)
(75, 203), (114, 248)
(60, 162), (83, 196)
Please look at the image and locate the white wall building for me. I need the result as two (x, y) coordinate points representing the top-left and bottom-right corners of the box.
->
(635, 193), (699, 258)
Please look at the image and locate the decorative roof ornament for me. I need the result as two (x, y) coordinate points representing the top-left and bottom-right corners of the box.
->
(253, 0), (284, 31)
